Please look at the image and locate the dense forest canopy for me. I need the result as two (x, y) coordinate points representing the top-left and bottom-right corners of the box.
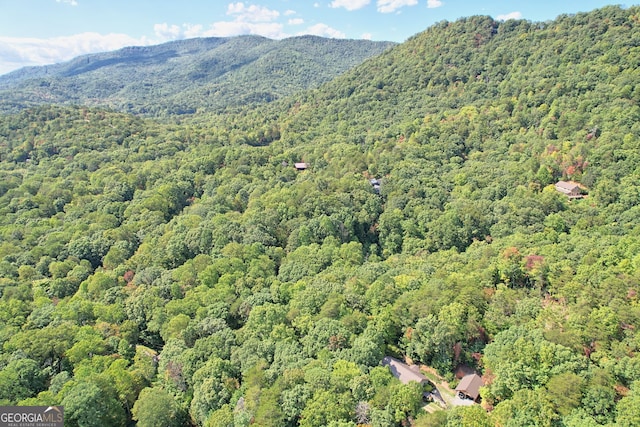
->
(0, 5), (639, 427)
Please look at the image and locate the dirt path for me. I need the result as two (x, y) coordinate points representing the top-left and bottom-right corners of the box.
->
(420, 365), (455, 393)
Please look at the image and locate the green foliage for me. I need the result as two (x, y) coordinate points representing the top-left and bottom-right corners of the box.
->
(616, 381), (640, 427)
(132, 387), (181, 427)
(0, 6), (639, 426)
(189, 358), (238, 425)
(491, 388), (560, 427)
(299, 390), (353, 427)
(387, 381), (423, 423)
(482, 326), (585, 402)
(545, 372), (584, 416)
(0, 358), (47, 402)
(61, 380), (126, 427)
(445, 405), (492, 427)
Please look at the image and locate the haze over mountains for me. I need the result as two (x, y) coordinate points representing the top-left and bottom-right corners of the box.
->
(0, 35), (394, 115)
(0, 5), (639, 427)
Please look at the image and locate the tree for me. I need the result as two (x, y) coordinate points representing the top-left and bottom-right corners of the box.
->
(616, 381), (640, 427)
(387, 381), (423, 424)
(280, 383), (312, 425)
(132, 387), (180, 427)
(482, 326), (585, 403)
(491, 388), (560, 427)
(0, 358), (47, 402)
(252, 384), (286, 427)
(189, 358), (238, 426)
(330, 359), (362, 393)
(545, 372), (583, 416)
(581, 382), (616, 425)
(445, 405), (492, 427)
(347, 329), (385, 367)
(299, 390), (353, 427)
(61, 380), (126, 427)
(103, 358), (146, 414)
(302, 318), (351, 357)
(4, 322), (77, 370)
(66, 325), (107, 365)
(205, 404), (234, 427)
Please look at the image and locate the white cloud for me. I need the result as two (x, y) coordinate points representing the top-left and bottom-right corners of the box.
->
(154, 23), (182, 40)
(204, 21), (286, 39)
(183, 24), (205, 39)
(0, 32), (148, 75)
(284, 10), (296, 16)
(146, 2), (286, 43)
(377, 0), (418, 14)
(361, 32), (373, 40)
(427, 0), (442, 8)
(496, 11), (522, 21)
(288, 18), (305, 25)
(227, 2), (280, 22)
(56, 0), (78, 6)
(300, 23), (346, 39)
(330, 0), (371, 11)
(154, 2), (284, 39)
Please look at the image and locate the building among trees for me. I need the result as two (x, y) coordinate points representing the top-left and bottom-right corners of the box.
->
(455, 373), (483, 401)
(382, 356), (429, 385)
(554, 181), (585, 199)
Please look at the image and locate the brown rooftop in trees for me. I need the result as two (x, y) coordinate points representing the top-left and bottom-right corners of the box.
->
(455, 373), (483, 400)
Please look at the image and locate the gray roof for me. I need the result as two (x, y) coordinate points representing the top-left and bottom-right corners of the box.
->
(381, 356), (427, 384)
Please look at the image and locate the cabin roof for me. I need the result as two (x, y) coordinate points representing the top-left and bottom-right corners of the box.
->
(381, 356), (427, 385)
(455, 373), (483, 400)
(555, 180), (581, 192)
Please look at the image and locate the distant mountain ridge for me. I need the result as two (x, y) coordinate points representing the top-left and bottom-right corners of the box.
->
(0, 35), (395, 115)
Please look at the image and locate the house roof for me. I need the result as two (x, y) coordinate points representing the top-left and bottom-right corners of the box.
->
(455, 373), (483, 400)
(294, 162), (308, 170)
(555, 181), (581, 193)
(381, 356), (427, 385)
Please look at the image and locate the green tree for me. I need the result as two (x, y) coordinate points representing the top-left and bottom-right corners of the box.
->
(132, 387), (180, 427)
(482, 326), (585, 403)
(491, 388), (559, 427)
(205, 404), (234, 427)
(299, 390), (353, 427)
(0, 358), (47, 403)
(616, 381), (640, 427)
(445, 405), (492, 427)
(545, 372), (584, 416)
(387, 381), (423, 423)
(189, 358), (238, 426)
(61, 380), (126, 427)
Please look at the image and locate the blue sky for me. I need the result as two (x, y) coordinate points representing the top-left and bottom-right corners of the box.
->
(0, 0), (629, 75)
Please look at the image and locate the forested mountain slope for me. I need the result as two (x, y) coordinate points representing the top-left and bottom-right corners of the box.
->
(0, 35), (394, 116)
(0, 5), (640, 427)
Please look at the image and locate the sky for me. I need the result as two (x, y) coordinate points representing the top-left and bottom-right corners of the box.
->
(0, 0), (629, 75)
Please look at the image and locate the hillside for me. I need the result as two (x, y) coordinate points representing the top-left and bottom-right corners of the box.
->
(0, 5), (639, 427)
(0, 35), (394, 115)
